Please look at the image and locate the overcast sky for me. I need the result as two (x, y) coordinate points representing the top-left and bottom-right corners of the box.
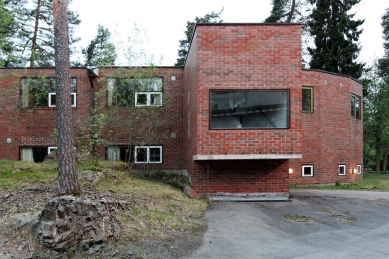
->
(70, 0), (388, 66)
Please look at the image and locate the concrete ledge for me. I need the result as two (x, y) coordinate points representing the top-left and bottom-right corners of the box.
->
(193, 154), (302, 160)
(207, 192), (289, 201)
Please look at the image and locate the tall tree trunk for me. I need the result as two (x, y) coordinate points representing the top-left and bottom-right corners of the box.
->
(53, 0), (79, 193)
(382, 142), (389, 174)
(286, 0), (296, 23)
(375, 143), (380, 174)
(30, 0), (41, 67)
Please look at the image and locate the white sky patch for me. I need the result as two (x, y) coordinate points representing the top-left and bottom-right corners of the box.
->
(70, 0), (387, 66)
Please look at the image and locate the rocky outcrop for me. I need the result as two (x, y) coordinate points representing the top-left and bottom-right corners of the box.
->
(33, 195), (121, 252)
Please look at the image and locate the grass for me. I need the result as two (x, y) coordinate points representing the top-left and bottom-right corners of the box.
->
(0, 161), (58, 188)
(0, 159), (207, 241)
(291, 172), (389, 191)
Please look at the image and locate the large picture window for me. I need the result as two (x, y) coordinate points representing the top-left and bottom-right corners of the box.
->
(107, 77), (163, 107)
(350, 93), (361, 119)
(21, 78), (77, 107)
(210, 90), (289, 129)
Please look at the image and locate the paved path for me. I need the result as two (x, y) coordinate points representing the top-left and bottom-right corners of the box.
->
(184, 190), (389, 259)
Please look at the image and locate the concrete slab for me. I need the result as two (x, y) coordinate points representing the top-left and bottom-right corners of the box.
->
(208, 196), (289, 201)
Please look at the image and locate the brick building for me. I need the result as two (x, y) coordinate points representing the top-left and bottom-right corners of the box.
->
(0, 23), (363, 198)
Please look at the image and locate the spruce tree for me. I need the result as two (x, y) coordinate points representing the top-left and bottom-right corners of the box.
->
(175, 9), (223, 66)
(82, 24), (116, 67)
(307, 0), (364, 79)
(4, 0), (80, 67)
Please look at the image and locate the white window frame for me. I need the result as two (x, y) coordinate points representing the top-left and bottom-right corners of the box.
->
(135, 92), (162, 107)
(48, 92), (77, 107)
(338, 164), (346, 176)
(134, 146), (162, 164)
(302, 165), (314, 177)
(48, 146), (57, 154)
(48, 146), (75, 154)
(357, 164), (362, 174)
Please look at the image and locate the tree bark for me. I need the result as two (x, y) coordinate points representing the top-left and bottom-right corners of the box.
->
(382, 142), (389, 174)
(375, 143), (380, 174)
(30, 0), (41, 67)
(53, 0), (79, 193)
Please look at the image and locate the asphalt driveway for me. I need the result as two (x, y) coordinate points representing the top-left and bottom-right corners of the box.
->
(184, 190), (389, 259)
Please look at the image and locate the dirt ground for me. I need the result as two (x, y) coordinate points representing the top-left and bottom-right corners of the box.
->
(0, 185), (205, 259)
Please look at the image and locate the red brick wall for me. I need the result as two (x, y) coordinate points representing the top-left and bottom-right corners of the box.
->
(184, 24), (304, 195)
(0, 68), (92, 160)
(0, 67), (185, 171)
(93, 68), (185, 170)
(289, 70), (364, 184)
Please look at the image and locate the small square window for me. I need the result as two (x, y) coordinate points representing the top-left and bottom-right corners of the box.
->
(135, 147), (148, 163)
(338, 164), (346, 176)
(302, 165), (314, 177)
(357, 164), (362, 174)
(135, 93), (148, 106)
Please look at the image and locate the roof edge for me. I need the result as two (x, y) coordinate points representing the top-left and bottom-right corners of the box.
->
(302, 69), (362, 84)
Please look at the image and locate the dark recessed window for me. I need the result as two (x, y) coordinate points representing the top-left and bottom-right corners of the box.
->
(350, 94), (361, 119)
(338, 164), (346, 176)
(302, 87), (313, 113)
(302, 165), (314, 177)
(210, 90), (289, 129)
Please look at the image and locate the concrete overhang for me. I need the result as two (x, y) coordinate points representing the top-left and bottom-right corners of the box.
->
(193, 154), (302, 161)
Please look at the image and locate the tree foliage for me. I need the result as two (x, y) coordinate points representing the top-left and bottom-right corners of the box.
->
(307, 0), (364, 79)
(175, 9), (223, 66)
(0, 0), (15, 67)
(82, 24), (116, 67)
(265, 0), (305, 23)
(363, 8), (389, 173)
(4, 0), (80, 67)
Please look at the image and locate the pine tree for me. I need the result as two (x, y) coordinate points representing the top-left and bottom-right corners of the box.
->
(265, 0), (297, 23)
(82, 24), (116, 67)
(175, 9), (223, 66)
(307, 0), (364, 79)
(53, 0), (79, 193)
(4, 0), (80, 67)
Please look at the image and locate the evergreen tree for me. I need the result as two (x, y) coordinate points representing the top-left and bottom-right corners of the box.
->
(4, 0), (80, 67)
(175, 9), (223, 66)
(265, 0), (297, 23)
(0, 0), (15, 67)
(377, 8), (389, 79)
(82, 24), (116, 67)
(307, 0), (364, 79)
(53, 0), (79, 193)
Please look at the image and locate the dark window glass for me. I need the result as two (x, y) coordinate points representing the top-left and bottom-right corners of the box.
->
(136, 147), (148, 163)
(302, 87), (313, 113)
(150, 147), (161, 162)
(210, 91), (289, 129)
(351, 94), (361, 119)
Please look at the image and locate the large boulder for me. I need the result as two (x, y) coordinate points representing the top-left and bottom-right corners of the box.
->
(33, 195), (121, 252)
